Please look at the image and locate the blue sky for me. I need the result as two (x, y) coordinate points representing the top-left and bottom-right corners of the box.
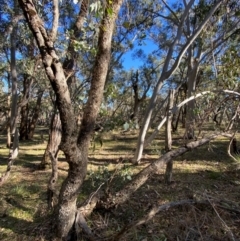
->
(122, 39), (158, 70)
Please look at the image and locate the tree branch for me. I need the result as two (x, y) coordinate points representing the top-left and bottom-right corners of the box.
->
(51, 0), (59, 42)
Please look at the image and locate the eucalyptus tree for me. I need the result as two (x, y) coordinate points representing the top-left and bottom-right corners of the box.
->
(182, 0), (240, 139)
(4, 0), (240, 239)
(18, 0), (123, 239)
(0, 0), (24, 185)
(133, 0), (235, 164)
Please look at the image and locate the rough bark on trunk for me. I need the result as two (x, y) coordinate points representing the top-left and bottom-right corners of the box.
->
(19, 103), (29, 140)
(18, 0), (123, 239)
(27, 90), (43, 139)
(19, 75), (31, 140)
(46, 114), (61, 208)
(6, 73), (11, 148)
(40, 112), (61, 169)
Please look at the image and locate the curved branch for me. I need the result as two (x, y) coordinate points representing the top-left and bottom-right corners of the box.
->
(145, 89), (240, 149)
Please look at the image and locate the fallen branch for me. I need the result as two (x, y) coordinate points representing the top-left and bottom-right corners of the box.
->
(101, 133), (220, 209)
(110, 192), (240, 241)
(78, 133), (220, 219)
(77, 133), (240, 239)
(75, 211), (99, 241)
(110, 199), (207, 241)
(205, 193), (236, 241)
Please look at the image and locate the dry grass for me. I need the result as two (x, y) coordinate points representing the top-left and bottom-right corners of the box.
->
(0, 127), (240, 240)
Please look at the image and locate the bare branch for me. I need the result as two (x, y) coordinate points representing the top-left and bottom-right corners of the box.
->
(166, 0), (222, 77)
(227, 131), (239, 162)
(205, 193), (236, 241)
(161, 0), (180, 24)
(75, 0), (89, 32)
(51, 0), (59, 42)
(145, 90), (240, 148)
(112, 199), (206, 241)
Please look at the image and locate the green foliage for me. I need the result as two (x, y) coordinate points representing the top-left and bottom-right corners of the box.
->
(89, 1), (104, 17)
(119, 164), (133, 181)
(88, 165), (110, 187)
(123, 120), (139, 131)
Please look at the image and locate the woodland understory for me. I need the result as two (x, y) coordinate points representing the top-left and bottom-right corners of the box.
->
(1, 0), (240, 240)
(1, 127), (240, 241)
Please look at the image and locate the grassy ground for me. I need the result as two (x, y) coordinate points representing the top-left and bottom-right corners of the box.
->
(0, 127), (240, 240)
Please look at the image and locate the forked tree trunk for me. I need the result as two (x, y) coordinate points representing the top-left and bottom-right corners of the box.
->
(133, 1), (222, 163)
(18, 0), (123, 239)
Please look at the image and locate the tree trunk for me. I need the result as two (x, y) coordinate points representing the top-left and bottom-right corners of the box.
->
(18, 0), (123, 239)
(0, 16), (19, 185)
(172, 106), (182, 132)
(28, 90), (43, 139)
(10, 25), (18, 143)
(19, 104), (29, 140)
(185, 57), (200, 139)
(40, 112), (61, 169)
(130, 70), (150, 121)
(6, 73), (11, 148)
(19, 76), (31, 140)
(45, 113), (61, 208)
(164, 89), (174, 184)
(219, 106), (226, 127)
(133, 1), (222, 163)
(165, 90), (174, 152)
